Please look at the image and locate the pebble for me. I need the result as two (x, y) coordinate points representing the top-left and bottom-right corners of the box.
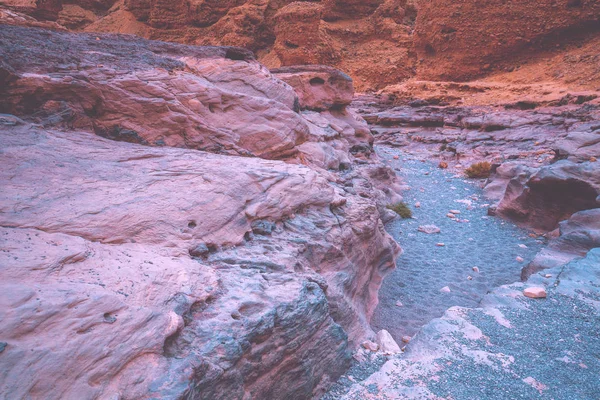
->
(447, 213), (456, 218)
(401, 336), (411, 343)
(395, 301), (404, 307)
(518, 244), (528, 249)
(590, 157), (597, 162)
(362, 340), (379, 352)
(544, 274), (553, 278)
(449, 210), (461, 214)
(418, 225), (441, 234)
(438, 161), (448, 169)
(440, 286), (451, 293)
(467, 276), (473, 280)
(393, 155), (399, 160)
(516, 256), (524, 262)
(415, 202), (421, 208)
(436, 243), (445, 247)
(523, 287), (547, 299)
(472, 266), (480, 273)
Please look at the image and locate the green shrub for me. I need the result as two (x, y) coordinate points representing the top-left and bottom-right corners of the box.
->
(465, 162), (492, 179)
(386, 202), (412, 219)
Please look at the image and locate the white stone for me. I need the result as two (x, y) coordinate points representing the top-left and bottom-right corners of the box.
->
(440, 286), (451, 293)
(376, 330), (401, 354)
(418, 225), (441, 234)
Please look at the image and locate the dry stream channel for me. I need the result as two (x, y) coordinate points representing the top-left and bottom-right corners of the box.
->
(323, 145), (547, 398)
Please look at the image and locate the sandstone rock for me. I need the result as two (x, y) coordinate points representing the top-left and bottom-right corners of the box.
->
(523, 208), (600, 279)
(496, 160), (600, 231)
(271, 65), (354, 111)
(418, 225), (441, 234)
(523, 287), (547, 299)
(401, 335), (411, 343)
(376, 329), (401, 354)
(362, 340), (379, 352)
(0, 25), (308, 160)
(414, 0), (600, 81)
(0, 24), (402, 400)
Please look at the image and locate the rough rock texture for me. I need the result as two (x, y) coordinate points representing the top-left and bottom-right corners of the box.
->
(0, 0), (416, 91)
(339, 248), (600, 399)
(522, 208), (600, 279)
(272, 65), (354, 111)
(495, 160), (600, 231)
(414, 0), (600, 81)
(0, 23), (401, 399)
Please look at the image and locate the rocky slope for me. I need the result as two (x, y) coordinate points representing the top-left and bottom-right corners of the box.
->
(0, 20), (402, 399)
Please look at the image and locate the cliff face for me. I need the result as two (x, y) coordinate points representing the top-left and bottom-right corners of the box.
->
(0, 0), (417, 91)
(3, 0), (600, 89)
(414, 0), (600, 81)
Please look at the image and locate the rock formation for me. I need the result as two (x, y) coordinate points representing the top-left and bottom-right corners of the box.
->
(0, 0), (416, 91)
(0, 20), (401, 399)
(414, 0), (600, 81)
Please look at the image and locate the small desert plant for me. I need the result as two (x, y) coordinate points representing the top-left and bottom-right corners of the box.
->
(465, 161), (492, 179)
(386, 202), (412, 219)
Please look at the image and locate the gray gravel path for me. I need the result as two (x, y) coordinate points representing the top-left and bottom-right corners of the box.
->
(372, 146), (545, 341)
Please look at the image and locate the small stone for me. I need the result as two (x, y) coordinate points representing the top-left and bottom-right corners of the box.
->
(467, 276), (473, 280)
(418, 225), (441, 234)
(449, 210), (461, 214)
(523, 287), (547, 299)
(395, 301), (403, 307)
(401, 336), (411, 343)
(518, 244), (528, 249)
(376, 330), (402, 354)
(251, 219), (276, 235)
(415, 202), (421, 208)
(590, 157), (597, 162)
(516, 256), (524, 262)
(544, 274), (552, 278)
(393, 155), (399, 160)
(347, 376), (356, 382)
(362, 340), (379, 352)
(438, 161), (448, 169)
(447, 213), (456, 218)
(440, 286), (451, 293)
(189, 243), (210, 257)
(472, 266), (480, 273)
(436, 243), (445, 247)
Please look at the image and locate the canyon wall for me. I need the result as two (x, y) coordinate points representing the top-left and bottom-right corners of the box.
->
(0, 18), (401, 399)
(414, 0), (600, 81)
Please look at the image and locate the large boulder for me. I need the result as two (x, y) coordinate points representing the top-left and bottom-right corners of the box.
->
(495, 160), (600, 231)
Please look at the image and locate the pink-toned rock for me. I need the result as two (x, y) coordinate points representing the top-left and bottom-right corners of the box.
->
(0, 25), (402, 400)
(523, 287), (547, 299)
(418, 224), (441, 234)
(362, 340), (380, 352)
(376, 330), (401, 354)
(440, 286), (451, 293)
(271, 65), (354, 111)
(0, 25), (306, 160)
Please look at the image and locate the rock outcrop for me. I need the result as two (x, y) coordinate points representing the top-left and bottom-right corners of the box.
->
(414, 0), (600, 81)
(0, 0), (416, 91)
(0, 22), (401, 399)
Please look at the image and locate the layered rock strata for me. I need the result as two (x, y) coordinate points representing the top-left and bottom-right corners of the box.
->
(0, 22), (400, 399)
